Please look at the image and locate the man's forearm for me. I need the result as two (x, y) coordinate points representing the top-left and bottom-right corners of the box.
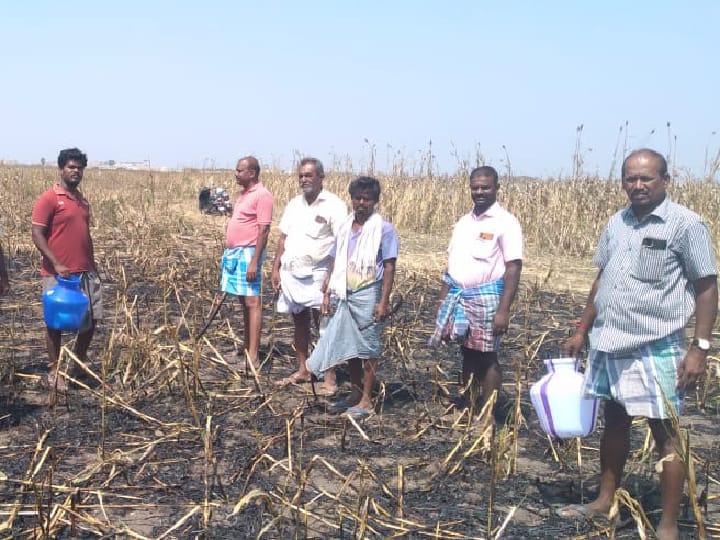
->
(272, 234), (286, 273)
(322, 257), (336, 293)
(381, 259), (396, 304)
(497, 259), (522, 314)
(251, 225), (271, 264)
(693, 275), (718, 340)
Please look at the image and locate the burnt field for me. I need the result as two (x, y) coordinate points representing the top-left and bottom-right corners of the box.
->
(1, 247), (719, 539)
(1, 165), (720, 538)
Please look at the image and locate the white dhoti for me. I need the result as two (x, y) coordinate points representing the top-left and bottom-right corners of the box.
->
(277, 267), (327, 314)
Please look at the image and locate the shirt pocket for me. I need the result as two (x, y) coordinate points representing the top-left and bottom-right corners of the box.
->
(305, 217), (330, 239)
(632, 246), (666, 282)
(470, 237), (498, 260)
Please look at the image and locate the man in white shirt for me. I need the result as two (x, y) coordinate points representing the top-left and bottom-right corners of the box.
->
(271, 158), (347, 395)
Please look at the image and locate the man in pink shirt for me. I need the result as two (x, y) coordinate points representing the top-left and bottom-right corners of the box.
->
(430, 166), (523, 414)
(222, 156), (273, 369)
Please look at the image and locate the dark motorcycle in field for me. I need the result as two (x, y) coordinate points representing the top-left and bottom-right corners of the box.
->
(199, 187), (233, 215)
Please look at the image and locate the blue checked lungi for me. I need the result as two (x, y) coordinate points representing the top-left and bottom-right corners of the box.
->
(429, 273), (504, 352)
(220, 246), (265, 297)
(582, 330), (686, 419)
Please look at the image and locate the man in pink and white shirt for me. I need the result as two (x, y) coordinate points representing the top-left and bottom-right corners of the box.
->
(431, 166), (523, 413)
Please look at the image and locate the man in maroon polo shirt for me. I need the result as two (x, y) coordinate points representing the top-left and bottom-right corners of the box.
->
(31, 147), (102, 396)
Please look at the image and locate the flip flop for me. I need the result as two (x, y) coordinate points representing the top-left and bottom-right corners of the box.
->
(344, 407), (374, 420)
(328, 400), (353, 414)
(556, 504), (608, 521)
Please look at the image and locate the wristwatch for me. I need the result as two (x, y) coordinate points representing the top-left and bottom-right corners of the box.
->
(691, 338), (711, 352)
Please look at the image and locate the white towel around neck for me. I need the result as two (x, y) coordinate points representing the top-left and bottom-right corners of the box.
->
(328, 212), (383, 299)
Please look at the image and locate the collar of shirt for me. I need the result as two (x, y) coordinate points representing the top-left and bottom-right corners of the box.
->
(301, 189), (330, 207)
(470, 202), (499, 221)
(241, 182), (261, 195)
(622, 197), (669, 225)
(53, 183), (88, 204)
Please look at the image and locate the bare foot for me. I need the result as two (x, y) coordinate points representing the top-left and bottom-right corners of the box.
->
(655, 522), (679, 540)
(313, 383), (338, 397)
(274, 371), (312, 387)
(353, 400), (374, 413)
(245, 358), (262, 373)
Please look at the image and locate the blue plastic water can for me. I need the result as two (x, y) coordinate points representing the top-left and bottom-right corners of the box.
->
(43, 275), (90, 331)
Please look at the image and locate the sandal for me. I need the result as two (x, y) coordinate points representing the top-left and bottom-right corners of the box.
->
(327, 400), (354, 414)
(344, 406), (374, 420)
(556, 504), (609, 523)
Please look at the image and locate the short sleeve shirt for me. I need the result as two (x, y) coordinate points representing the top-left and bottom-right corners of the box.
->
(31, 184), (94, 277)
(447, 203), (523, 287)
(591, 198), (717, 353)
(225, 182), (274, 248)
(278, 190), (347, 270)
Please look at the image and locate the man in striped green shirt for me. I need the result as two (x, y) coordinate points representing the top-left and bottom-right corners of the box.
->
(562, 148), (718, 540)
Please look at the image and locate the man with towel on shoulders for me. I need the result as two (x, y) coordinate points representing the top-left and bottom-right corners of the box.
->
(306, 176), (399, 419)
(271, 157), (347, 395)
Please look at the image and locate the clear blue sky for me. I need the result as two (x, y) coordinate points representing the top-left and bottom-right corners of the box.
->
(1, 1), (717, 177)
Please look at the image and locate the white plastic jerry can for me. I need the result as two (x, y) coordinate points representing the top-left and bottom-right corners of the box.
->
(530, 357), (599, 438)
